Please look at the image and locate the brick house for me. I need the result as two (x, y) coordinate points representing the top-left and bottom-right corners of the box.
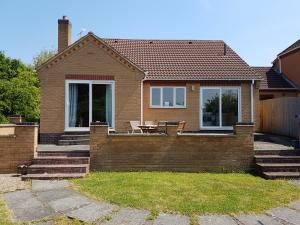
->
(38, 16), (262, 144)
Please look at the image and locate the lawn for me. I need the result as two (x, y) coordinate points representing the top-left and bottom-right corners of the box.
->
(0, 198), (14, 225)
(72, 172), (300, 216)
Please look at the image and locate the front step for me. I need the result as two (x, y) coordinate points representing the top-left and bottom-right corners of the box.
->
(37, 150), (90, 157)
(58, 139), (90, 146)
(33, 157), (89, 165)
(27, 164), (89, 174)
(255, 149), (300, 179)
(60, 134), (90, 140)
(255, 155), (300, 163)
(256, 163), (300, 172)
(262, 172), (300, 179)
(254, 150), (300, 156)
(22, 148), (90, 180)
(22, 173), (86, 180)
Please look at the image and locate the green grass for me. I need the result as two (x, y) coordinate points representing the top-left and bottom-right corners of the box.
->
(71, 172), (300, 216)
(0, 198), (14, 225)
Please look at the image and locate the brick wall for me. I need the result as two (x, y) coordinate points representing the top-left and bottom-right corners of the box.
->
(90, 124), (254, 172)
(39, 36), (144, 135)
(0, 124), (38, 173)
(144, 81), (259, 131)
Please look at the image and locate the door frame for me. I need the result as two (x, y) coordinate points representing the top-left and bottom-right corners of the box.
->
(65, 79), (115, 132)
(199, 86), (242, 130)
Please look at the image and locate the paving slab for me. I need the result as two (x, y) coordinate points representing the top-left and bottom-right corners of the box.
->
(3, 189), (33, 207)
(267, 207), (300, 225)
(48, 195), (92, 212)
(32, 180), (69, 192)
(11, 206), (55, 222)
(102, 208), (150, 225)
(4, 189), (56, 222)
(36, 188), (76, 202)
(289, 201), (300, 210)
(235, 214), (283, 225)
(198, 215), (238, 225)
(153, 213), (190, 225)
(67, 202), (116, 222)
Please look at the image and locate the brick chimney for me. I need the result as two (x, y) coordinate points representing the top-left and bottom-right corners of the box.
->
(58, 16), (72, 52)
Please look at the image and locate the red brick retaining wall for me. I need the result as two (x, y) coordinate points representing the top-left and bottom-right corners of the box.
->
(0, 124), (38, 173)
(90, 124), (254, 172)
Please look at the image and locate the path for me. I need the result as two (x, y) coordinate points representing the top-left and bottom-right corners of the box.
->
(1, 179), (300, 225)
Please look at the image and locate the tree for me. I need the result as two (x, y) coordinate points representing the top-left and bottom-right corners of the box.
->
(0, 52), (40, 123)
(32, 48), (56, 70)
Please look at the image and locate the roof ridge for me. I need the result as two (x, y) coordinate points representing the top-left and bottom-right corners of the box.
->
(103, 38), (225, 42)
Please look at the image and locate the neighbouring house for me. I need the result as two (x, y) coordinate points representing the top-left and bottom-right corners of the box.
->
(38, 16), (262, 144)
(252, 66), (298, 100)
(273, 39), (300, 89)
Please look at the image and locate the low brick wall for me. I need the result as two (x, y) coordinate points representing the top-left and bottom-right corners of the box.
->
(90, 124), (254, 172)
(0, 124), (38, 173)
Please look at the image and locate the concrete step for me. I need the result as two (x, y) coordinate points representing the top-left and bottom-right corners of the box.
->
(255, 155), (300, 163)
(256, 163), (300, 172)
(254, 150), (300, 156)
(33, 157), (90, 165)
(22, 173), (86, 180)
(58, 139), (90, 146)
(37, 150), (90, 157)
(262, 172), (300, 179)
(60, 134), (90, 140)
(27, 164), (89, 174)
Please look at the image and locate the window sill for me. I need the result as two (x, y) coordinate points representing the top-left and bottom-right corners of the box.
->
(149, 106), (187, 109)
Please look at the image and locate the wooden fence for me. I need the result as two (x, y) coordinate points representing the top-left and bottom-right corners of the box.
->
(260, 96), (300, 138)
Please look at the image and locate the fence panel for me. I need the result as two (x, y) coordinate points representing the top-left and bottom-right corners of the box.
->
(261, 96), (300, 138)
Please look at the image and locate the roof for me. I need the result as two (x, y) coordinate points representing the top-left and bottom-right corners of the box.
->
(278, 39), (300, 57)
(38, 33), (261, 81)
(103, 38), (261, 80)
(252, 67), (298, 90)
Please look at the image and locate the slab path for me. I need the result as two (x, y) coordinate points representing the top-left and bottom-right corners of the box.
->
(1, 179), (300, 225)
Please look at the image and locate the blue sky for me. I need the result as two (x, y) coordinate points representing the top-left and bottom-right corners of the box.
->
(1, 0), (299, 66)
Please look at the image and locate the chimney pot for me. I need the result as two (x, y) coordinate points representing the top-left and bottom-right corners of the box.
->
(58, 16), (72, 52)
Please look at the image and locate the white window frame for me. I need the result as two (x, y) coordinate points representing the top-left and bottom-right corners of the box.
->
(200, 86), (241, 130)
(150, 86), (186, 108)
(65, 80), (115, 132)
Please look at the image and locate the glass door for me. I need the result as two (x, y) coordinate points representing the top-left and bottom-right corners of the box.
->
(68, 83), (90, 129)
(201, 88), (220, 128)
(66, 81), (115, 131)
(201, 87), (240, 129)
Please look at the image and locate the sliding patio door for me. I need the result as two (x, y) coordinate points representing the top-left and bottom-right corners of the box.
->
(65, 81), (115, 131)
(200, 87), (241, 129)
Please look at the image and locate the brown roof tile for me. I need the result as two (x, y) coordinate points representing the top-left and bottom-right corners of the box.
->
(252, 67), (298, 90)
(104, 38), (261, 80)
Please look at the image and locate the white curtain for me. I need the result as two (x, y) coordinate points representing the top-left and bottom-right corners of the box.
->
(105, 84), (112, 127)
(69, 84), (78, 127)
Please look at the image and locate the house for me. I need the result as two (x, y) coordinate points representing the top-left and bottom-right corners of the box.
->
(252, 66), (298, 100)
(273, 39), (300, 89)
(38, 16), (262, 144)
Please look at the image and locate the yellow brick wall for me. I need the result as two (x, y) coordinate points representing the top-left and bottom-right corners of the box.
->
(39, 39), (144, 134)
(144, 81), (256, 131)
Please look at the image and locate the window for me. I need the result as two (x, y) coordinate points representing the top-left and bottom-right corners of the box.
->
(201, 87), (240, 129)
(151, 87), (186, 108)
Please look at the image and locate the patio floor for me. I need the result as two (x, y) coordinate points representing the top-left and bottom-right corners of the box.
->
(254, 133), (295, 150)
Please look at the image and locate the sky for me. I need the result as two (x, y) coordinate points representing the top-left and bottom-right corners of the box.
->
(1, 0), (300, 66)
